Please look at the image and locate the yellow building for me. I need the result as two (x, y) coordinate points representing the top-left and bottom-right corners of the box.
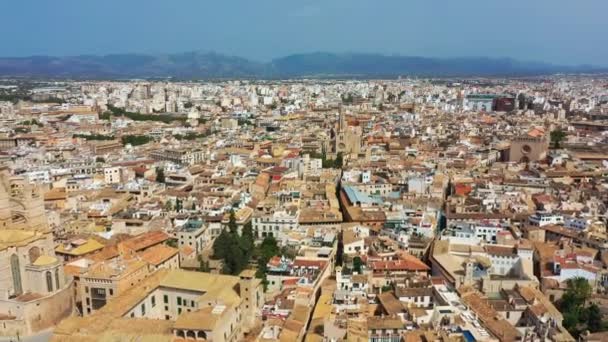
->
(55, 238), (105, 261)
(52, 269), (263, 342)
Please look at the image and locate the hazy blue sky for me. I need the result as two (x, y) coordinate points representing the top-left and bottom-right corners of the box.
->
(1, 0), (606, 65)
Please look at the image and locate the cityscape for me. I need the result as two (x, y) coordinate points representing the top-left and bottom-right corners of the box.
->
(1, 2), (608, 342)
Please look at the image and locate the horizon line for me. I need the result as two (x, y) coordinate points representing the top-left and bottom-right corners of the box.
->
(0, 50), (604, 68)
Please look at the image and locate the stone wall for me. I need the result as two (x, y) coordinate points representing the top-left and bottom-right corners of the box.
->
(0, 279), (74, 337)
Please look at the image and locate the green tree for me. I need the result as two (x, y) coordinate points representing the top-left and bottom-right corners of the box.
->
(156, 167), (165, 183)
(239, 222), (255, 264)
(212, 213), (253, 276)
(335, 152), (344, 168)
(213, 230), (235, 273)
(562, 277), (592, 309)
(259, 236), (280, 261)
(228, 210), (238, 234)
(256, 258), (269, 290)
(255, 236), (280, 291)
(588, 304), (603, 332)
(563, 310), (580, 337)
(336, 231), (344, 266)
(560, 277), (599, 338)
(242, 222), (254, 245)
(353, 256), (363, 273)
(550, 129), (567, 149)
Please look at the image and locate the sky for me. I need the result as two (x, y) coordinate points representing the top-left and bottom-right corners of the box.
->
(1, 0), (607, 66)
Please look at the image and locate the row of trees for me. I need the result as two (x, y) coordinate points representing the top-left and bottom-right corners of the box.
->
(122, 134), (152, 146)
(19, 119), (43, 127)
(73, 133), (115, 140)
(0, 93), (66, 104)
(104, 104), (187, 124)
(173, 132), (209, 141)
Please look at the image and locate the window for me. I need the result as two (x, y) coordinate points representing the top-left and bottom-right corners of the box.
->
(151, 295), (156, 307)
(164, 295), (168, 304)
(191, 300), (195, 307)
(177, 297), (182, 306)
(109, 289), (114, 296)
(46, 271), (53, 292)
(10, 254), (22, 295)
(55, 269), (60, 289)
(141, 303), (146, 315)
(178, 308), (182, 314)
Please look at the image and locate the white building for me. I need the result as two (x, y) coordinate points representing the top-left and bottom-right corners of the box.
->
(252, 210), (299, 240)
(104, 167), (123, 184)
(528, 212), (564, 227)
(177, 219), (208, 255)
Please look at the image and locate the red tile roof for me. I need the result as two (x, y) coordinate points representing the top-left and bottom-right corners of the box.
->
(119, 231), (169, 252)
(371, 257), (430, 272)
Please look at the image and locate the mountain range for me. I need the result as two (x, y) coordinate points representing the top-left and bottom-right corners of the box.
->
(0, 51), (604, 79)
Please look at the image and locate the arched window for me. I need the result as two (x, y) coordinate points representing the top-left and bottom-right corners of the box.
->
(197, 331), (207, 339)
(55, 269), (60, 289)
(10, 254), (22, 295)
(46, 271), (53, 292)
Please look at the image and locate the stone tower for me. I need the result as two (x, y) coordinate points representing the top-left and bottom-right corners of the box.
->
(464, 258), (475, 286)
(0, 167), (11, 228)
(239, 270), (262, 331)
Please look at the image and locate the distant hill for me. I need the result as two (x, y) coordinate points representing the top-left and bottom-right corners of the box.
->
(0, 51), (604, 79)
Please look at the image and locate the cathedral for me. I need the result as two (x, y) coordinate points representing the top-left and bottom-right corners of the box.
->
(0, 167), (73, 337)
(333, 109), (362, 156)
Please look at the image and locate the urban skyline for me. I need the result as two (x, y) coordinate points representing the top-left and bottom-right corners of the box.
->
(2, 2), (608, 342)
